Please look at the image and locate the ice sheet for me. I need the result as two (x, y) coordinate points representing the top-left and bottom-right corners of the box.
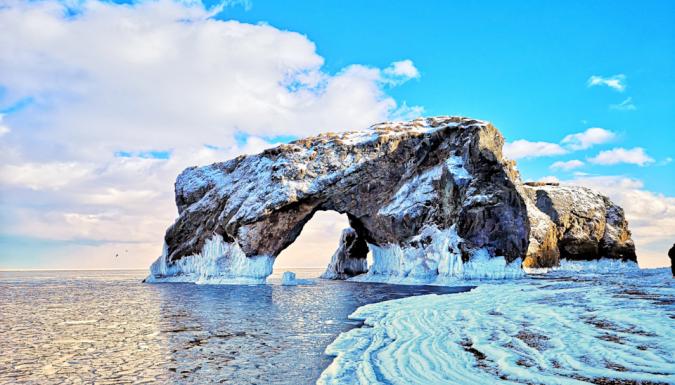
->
(320, 265), (675, 384)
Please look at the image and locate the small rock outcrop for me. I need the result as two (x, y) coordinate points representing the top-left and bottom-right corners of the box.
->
(522, 184), (636, 265)
(321, 228), (369, 279)
(146, 116), (636, 284)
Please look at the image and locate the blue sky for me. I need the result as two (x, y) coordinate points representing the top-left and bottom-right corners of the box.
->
(215, 0), (675, 193)
(0, 0), (673, 269)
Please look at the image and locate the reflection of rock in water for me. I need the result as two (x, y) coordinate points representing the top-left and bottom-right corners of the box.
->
(153, 275), (471, 384)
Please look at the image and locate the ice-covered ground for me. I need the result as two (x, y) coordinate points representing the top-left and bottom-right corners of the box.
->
(319, 261), (675, 385)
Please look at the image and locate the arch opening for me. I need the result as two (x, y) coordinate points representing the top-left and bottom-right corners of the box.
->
(275, 210), (371, 279)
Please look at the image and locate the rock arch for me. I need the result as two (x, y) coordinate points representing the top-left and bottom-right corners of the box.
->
(146, 117), (636, 284)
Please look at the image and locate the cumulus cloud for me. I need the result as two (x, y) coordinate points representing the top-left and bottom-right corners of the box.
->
(0, 0), (422, 160)
(610, 97), (636, 111)
(505, 127), (616, 160)
(503, 140), (567, 160)
(383, 60), (420, 83)
(587, 74), (626, 91)
(550, 159), (584, 171)
(588, 147), (655, 166)
(0, 162), (95, 190)
(0, 0), (422, 268)
(561, 127), (616, 150)
(566, 176), (674, 268)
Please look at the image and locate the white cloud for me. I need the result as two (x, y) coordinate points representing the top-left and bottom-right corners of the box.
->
(550, 159), (584, 171)
(503, 140), (567, 160)
(0, 114), (9, 136)
(506, 127), (616, 161)
(383, 59), (420, 82)
(566, 176), (675, 268)
(587, 74), (626, 92)
(561, 127), (615, 150)
(610, 97), (636, 111)
(0, 0), (422, 160)
(0, 0), (423, 268)
(588, 147), (655, 166)
(0, 162), (95, 190)
(277, 211), (350, 268)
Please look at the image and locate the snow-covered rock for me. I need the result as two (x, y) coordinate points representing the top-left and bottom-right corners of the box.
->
(521, 182), (636, 266)
(146, 116), (637, 284)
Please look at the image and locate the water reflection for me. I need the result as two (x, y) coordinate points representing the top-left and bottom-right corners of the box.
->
(0, 269), (472, 384)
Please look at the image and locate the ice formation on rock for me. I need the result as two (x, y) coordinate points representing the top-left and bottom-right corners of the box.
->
(146, 116), (636, 284)
(146, 235), (274, 284)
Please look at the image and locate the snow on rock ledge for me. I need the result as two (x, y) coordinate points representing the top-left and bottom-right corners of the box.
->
(146, 116), (637, 284)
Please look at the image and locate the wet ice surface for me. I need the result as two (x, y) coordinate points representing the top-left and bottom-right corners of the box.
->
(0, 268), (471, 384)
(320, 265), (675, 385)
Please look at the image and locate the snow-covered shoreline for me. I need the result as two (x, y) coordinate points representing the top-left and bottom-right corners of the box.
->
(319, 263), (675, 385)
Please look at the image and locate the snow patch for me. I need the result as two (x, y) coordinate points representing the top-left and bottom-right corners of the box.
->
(555, 258), (640, 274)
(378, 156), (472, 218)
(445, 155), (471, 182)
(145, 235), (274, 284)
(338, 131), (379, 146)
(378, 166), (444, 217)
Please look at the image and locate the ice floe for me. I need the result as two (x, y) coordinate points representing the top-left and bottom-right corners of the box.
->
(280, 271), (315, 286)
(320, 266), (675, 384)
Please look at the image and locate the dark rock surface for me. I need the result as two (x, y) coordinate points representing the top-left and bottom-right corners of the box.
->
(523, 184), (637, 263)
(147, 116), (637, 283)
(320, 228), (369, 280)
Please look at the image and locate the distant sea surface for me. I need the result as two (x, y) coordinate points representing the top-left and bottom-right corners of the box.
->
(0, 268), (471, 384)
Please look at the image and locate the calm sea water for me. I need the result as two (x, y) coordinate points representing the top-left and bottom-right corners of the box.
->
(0, 269), (472, 384)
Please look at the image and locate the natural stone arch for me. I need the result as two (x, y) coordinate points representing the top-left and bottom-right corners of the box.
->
(240, 205), (371, 278)
(146, 116), (636, 284)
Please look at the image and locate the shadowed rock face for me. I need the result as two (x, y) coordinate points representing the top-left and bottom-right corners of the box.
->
(523, 184), (636, 264)
(320, 228), (369, 279)
(146, 116), (637, 283)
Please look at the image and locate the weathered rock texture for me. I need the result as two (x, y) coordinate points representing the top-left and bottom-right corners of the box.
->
(522, 183), (636, 266)
(146, 116), (636, 284)
(320, 228), (369, 279)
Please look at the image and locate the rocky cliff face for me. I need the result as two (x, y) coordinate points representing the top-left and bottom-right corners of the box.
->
(146, 116), (636, 284)
(521, 183), (636, 266)
(320, 228), (369, 280)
